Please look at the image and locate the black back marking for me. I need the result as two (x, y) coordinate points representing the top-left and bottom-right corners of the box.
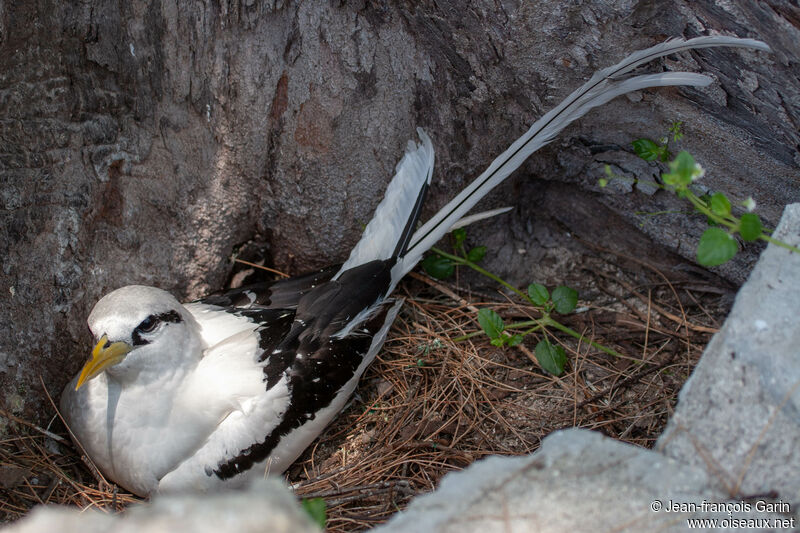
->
(212, 260), (396, 480)
(248, 309), (297, 389)
(203, 306), (298, 390)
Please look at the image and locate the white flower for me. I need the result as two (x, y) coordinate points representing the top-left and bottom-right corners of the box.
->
(742, 196), (757, 212)
(691, 163), (706, 181)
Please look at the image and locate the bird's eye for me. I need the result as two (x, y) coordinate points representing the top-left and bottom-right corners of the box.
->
(137, 316), (159, 333)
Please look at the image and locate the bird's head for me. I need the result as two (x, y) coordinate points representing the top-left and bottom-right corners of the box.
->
(75, 285), (202, 389)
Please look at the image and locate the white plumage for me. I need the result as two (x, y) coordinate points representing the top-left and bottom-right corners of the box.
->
(60, 36), (769, 497)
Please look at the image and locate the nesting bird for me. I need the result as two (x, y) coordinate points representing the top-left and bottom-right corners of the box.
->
(61, 36), (769, 497)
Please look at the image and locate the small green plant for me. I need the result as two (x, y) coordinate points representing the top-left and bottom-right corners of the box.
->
(421, 228), (485, 279)
(422, 230), (623, 376)
(472, 284), (576, 375)
(301, 498), (327, 529)
(628, 120), (684, 163)
(417, 338), (444, 356)
(604, 122), (800, 267)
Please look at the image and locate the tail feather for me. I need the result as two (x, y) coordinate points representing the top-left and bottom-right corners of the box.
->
(450, 207), (514, 231)
(335, 128), (434, 279)
(395, 36), (769, 279)
(594, 36), (769, 81)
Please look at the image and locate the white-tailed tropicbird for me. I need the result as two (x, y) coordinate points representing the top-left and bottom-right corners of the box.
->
(60, 36), (769, 497)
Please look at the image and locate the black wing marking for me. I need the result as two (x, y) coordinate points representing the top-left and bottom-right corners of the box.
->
(198, 264), (340, 310)
(212, 260), (395, 479)
(247, 308), (297, 389)
(292, 259), (394, 341)
(195, 265), (344, 388)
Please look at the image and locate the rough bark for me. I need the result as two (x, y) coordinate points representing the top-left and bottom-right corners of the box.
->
(1, 1), (798, 422)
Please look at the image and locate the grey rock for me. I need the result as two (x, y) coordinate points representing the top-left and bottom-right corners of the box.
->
(658, 203), (800, 509)
(375, 428), (788, 533)
(3, 479), (320, 533)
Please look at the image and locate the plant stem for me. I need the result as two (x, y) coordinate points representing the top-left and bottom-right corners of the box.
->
(451, 320), (541, 342)
(683, 190), (737, 230)
(634, 210), (684, 217)
(432, 247), (632, 360)
(430, 247), (529, 301)
(683, 190), (800, 254)
(614, 169), (799, 256)
(539, 316), (635, 361)
(760, 233), (800, 255)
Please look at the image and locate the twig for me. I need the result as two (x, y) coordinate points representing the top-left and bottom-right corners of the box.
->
(565, 354), (677, 415)
(38, 375), (110, 488)
(408, 271), (480, 313)
(0, 408), (67, 444)
(233, 258), (289, 278)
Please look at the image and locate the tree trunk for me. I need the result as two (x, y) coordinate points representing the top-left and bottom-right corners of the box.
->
(1, 0), (798, 422)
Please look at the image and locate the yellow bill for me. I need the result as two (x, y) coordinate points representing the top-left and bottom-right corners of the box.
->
(75, 334), (133, 390)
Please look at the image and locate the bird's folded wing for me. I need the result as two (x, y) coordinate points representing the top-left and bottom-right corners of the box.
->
(197, 264), (341, 310)
(205, 299), (398, 483)
(161, 270), (399, 490)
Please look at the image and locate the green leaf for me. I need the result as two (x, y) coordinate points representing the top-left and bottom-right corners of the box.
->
(535, 340), (567, 376)
(662, 151), (696, 189)
(477, 308), (505, 339)
(669, 120), (684, 142)
(632, 138), (661, 161)
(598, 178), (608, 188)
(710, 192), (731, 216)
(697, 227), (738, 267)
(421, 254), (454, 279)
(507, 334), (524, 347)
(490, 338), (505, 347)
(452, 227), (467, 249)
(467, 246), (487, 263)
(527, 283), (549, 306)
(551, 286), (578, 314)
(301, 498), (327, 529)
(739, 213), (763, 242)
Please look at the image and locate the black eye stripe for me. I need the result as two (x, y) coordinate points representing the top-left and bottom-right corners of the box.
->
(155, 310), (183, 324)
(132, 310), (183, 344)
(131, 330), (149, 346)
